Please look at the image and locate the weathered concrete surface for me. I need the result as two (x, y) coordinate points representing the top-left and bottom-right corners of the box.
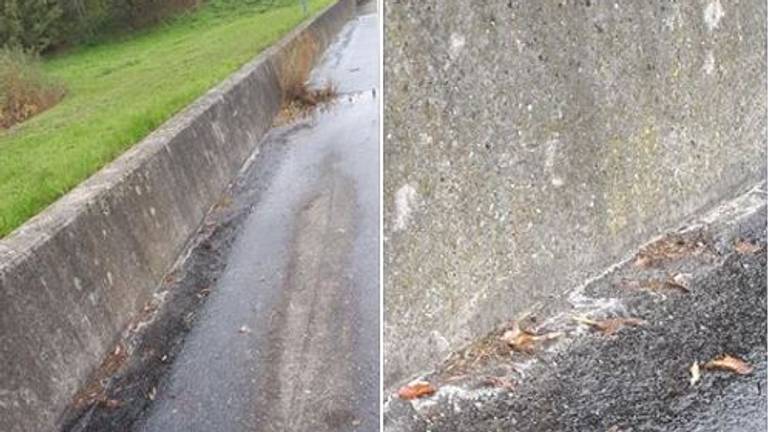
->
(385, 184), (767, 431)
(61, 4), (379, 431)
(383, 0), (767, 388)
(0, 2), (355, 431)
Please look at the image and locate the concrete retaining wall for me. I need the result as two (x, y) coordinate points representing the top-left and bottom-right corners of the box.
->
(0, 1), (354, 430)
(384, 0), (766, 387)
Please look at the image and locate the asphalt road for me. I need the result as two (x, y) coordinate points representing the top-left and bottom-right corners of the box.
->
(129, 6), (380, 431)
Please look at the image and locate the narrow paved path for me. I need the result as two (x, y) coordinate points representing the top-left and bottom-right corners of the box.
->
(135, 5), (379, 431)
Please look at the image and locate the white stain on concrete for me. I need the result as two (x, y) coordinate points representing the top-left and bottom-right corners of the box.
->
(429, 330), (451, 358)
(449, 33), (466, 57)
(211, 122), (226, 143)
(545, 139), (565, 188)
(544, 139), (559, 168)
(662, 3), (684, 31)
(393, 184), (418, 232)
(703, 50), (716, 75)
(704, 0), (724, 31)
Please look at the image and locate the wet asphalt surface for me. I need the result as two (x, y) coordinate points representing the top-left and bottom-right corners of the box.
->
(385, 185), (768, 432)
(137, 9), (379, 432)
(61, 4), (379, 432)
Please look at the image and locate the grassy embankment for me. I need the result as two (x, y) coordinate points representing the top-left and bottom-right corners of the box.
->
(0, 0), (333, 237)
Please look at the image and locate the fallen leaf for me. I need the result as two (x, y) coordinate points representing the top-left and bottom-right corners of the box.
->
(482, 376), (515, 390)
(574, 316), (646, 336)
(621, 277), (690, 294)
(397, 381), (437, 400)
(735, 239), (761, 255)
(103, 399), (122, 409)
(633, 255), (653, 268)
(704, 355), (753, 375)
(500, 321), (561, 353)
(689, 361), (701, 386)
(633, 233), (708, 268)
(666, 273), (692, 293)
(147, 387), (157, 401)
(501, 327), (536, 353)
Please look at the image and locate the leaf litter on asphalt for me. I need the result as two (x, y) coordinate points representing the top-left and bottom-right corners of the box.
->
(688, 355), (752, 386)
(734, 239), (762, 255)
(704, 355), (753, 375)
(633, 232), (709, 268)
(667, 273), (693, 292)
(573, 316), (646, 336)
(500, 320), (561, 353)
(397, 381), (437, 400)
(619, 274), (692, 294)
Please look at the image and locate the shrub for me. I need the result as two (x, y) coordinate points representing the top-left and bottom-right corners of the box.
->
(0, 0), (203, 52)
(119, 0), (202, 28)
(0, 0), (62, 53)
(0, 47), (65, 128)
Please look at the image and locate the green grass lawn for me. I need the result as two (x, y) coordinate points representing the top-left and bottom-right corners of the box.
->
(0, 0), (333, 238)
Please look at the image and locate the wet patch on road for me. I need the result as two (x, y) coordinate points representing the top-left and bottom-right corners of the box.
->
(251, 170), (364, 431)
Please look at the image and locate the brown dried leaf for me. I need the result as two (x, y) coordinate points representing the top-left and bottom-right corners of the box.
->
(633, 255), (653, 268)
(397, 381), (437, 400)
(704, 355), (753, 375)
(633, 233), (707, 268)
(735, 239), (761, 255)
(102, 399), (122, 409)
(574, 316), (646, 336)
(482, 376), (515, 390)
(665, 273), (692, 293)
(501, 327), (536, 353)
(500, 321), (561, 353)
(621, 277), (689, 294)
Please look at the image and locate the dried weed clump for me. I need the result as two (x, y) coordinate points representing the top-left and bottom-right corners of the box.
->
(0, 47), (65, 129)
(276, 79), (337, 125)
